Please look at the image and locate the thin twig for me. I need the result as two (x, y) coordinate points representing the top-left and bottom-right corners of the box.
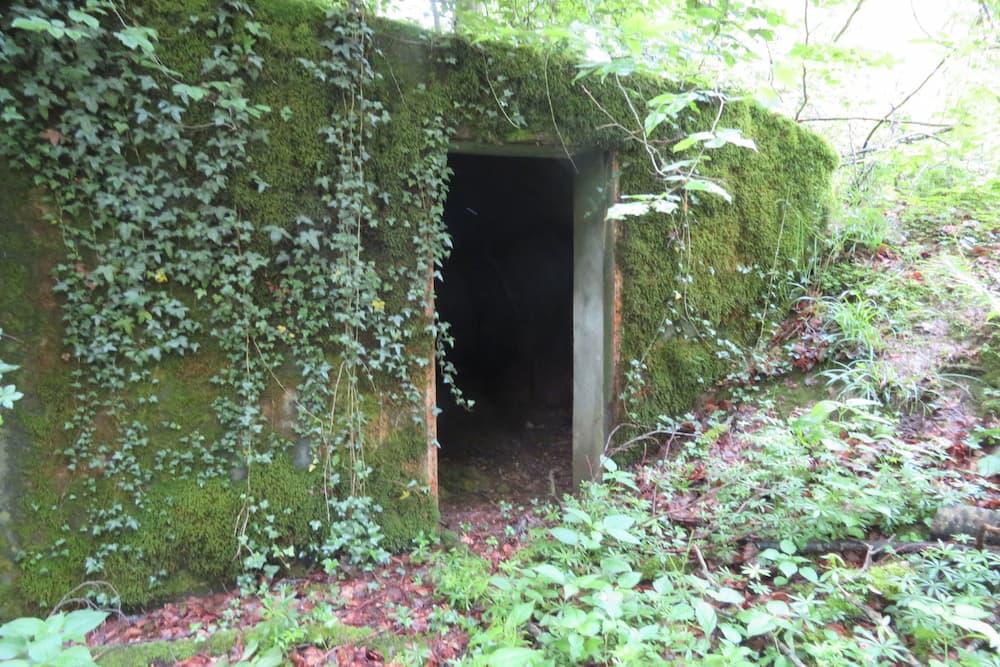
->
(800, 116), (953, 128)
(482, 54), (521, 129)
(794, 0), (810, 121)
(842, 127), (953, 165)
(909, 0), (933, 40)
(775, 638), (808, 667)
(833, 0), (867, 42)
(615, 75), (661, 176)
(860, 56), (947, 150)
(692, 543), (717, 584)
(50, 580), (123, 617)
(795, 65), (808, 121)
(543, 50), (578, 174)
(604, 426), (691, 459)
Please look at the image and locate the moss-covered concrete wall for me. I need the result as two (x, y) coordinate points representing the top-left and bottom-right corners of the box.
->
(0, 0), (836, 617)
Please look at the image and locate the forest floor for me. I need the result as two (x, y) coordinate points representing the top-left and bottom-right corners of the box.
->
(83, 190), (1000, 666)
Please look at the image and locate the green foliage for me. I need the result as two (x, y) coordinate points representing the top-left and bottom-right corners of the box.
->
(827, 205), (895, 258)
(430, 548), (492, 611)
(0, 0), (442, 609)
(440, 430), (997, 666)
(670, 400), (963, 551)
(0, 608), (106, 666)
(820, 293), (887, 360)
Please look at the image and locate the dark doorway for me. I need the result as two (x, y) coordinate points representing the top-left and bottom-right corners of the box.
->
(435, 153), (574, 502)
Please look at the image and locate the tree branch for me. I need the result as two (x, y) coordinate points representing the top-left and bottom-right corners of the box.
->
(833, 0), (867, 42)
(842, 126), (953, 165)
(800, 116), (953, 128)
(794, 0), (810, 121)
(861, 56), (946, 151)
(795, 65), (808, 121)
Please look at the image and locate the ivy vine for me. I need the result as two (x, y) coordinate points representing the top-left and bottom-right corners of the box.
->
(0, 0), (455, 601)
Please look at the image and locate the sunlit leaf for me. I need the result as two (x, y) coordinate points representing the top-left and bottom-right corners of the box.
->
(695, 599), (718, 635)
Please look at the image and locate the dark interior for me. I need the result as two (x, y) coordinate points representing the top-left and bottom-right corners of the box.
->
(435, 153), (574, 482)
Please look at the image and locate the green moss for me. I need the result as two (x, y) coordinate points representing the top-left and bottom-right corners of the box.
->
(7, 489), (90, 613)
(95, 619), (374, 667)
(367, 424), (438, 549)
(95, 629), (241, 667)
(616, 98), (836, 423)
(106, 459), (329, 607)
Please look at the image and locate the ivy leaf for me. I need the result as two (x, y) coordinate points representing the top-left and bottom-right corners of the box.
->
(1, 106), (25, 122)
(67, 9), (100, 30)
(92, 264), (115, 284)
(264, 225), (290, 243)
(0, 383), (24, 407)
(298, 229), (321, 251)
(114, 26), (158, 55)
(11, 16), (55, 33)
(171, 83), (209, 103)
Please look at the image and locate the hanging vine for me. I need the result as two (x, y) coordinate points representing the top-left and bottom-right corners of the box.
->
(0, 0), (456, 603)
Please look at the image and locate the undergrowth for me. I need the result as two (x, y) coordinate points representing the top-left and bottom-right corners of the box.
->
(392, 159), (1000, 667)
(418, 395), (997, 667)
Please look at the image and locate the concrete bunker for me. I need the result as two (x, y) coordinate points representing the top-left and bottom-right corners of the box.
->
(0, 1), (839, 612)
(433, 148), (614, 498)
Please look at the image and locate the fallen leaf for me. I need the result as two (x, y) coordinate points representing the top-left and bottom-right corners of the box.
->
(39, 128), (62, 146)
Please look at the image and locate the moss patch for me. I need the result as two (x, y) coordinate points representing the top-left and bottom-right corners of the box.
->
(95, 630), (241, 667)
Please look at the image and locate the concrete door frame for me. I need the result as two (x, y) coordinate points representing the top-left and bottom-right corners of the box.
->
(571, 151), (615, 488)
(426, 146), (615, 497)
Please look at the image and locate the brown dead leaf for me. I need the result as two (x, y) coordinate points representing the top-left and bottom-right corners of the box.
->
(39, 128), (61, 146)
(290, 646), (331, 666)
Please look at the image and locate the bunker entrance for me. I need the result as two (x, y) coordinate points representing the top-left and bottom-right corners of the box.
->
(435, 153), (575, 502)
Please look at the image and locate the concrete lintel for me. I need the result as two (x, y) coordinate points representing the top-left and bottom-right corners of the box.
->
(449, 141), (588, 159)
